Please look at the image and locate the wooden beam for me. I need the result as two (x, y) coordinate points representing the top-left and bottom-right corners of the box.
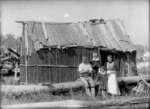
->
(19, 64), (78, 68)
(24, 23), (28, 84)
(42, 21), (48, 40)
(2, 97), (149, 109)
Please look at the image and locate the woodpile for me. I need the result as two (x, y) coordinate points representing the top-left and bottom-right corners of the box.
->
(132, 75), (150, 94)
(0, 46), (20, 85)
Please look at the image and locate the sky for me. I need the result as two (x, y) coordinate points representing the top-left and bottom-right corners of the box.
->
(1, 0), (149, 45)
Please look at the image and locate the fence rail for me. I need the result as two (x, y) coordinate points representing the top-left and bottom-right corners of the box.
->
(20, 64), (78, 68)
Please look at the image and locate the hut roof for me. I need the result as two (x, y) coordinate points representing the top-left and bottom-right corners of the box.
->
(17, 19), (136, 52)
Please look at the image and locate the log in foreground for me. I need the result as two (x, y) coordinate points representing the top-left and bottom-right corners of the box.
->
(1, 75), (150, 97)
(2, 97), (150, 109)
(117, 75), (150, 84)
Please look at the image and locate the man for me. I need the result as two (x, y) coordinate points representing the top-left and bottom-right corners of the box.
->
(78, 56), (95, 97)
(90, 52), (101, 80)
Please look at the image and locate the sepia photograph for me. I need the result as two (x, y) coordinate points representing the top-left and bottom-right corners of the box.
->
(0, 0), (149, 109)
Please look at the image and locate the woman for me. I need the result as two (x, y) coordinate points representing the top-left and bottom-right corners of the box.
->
(105, 55), (120, 97)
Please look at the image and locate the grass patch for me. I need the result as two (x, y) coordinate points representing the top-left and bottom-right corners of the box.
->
(2, 89), (150, 106)
(1, 91), (99, 106)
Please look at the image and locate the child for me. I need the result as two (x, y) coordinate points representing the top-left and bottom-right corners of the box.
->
(96, 66), (107, 98)
(89, 53), (101, 80)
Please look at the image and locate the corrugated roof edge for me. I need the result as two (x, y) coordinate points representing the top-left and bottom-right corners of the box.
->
(15, 21), (73, 24)
(15, 19), (136, 52)
(15, 19), (120, 24)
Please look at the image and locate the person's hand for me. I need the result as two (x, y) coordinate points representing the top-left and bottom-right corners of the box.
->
(81, 69), (86, 73)
(108, 67), (112, 70)
(107, 71), (111, 75)
(77, 78), (81, 82)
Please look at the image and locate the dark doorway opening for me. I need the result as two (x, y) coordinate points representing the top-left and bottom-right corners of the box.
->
(100, 49), (121, 77)
(100, 50), (116, 66)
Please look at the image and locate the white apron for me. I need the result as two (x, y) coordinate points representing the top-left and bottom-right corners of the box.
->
(107, 70), (120, 95)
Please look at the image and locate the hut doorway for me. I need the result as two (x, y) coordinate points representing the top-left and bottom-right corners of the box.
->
(100, 50), (116, 66)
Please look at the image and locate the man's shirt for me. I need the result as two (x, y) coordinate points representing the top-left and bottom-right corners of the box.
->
(78, 63), (92, 74)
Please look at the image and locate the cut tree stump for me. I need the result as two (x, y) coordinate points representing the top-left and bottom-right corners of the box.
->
(132, 76), (150, 95)
(133, 81), (145, 94)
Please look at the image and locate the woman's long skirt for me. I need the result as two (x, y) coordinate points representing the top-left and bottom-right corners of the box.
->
(107, 71), (120, 95)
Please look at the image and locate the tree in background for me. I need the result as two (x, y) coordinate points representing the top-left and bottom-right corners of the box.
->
(135, 44), (146, 57)
(0, 34), (5, 44)
(1, 34), (22, 54)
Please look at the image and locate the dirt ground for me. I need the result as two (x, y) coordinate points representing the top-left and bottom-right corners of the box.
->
(1, 87), (150, 106)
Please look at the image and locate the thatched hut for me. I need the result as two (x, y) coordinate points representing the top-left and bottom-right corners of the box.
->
(16, 19), (137, 84)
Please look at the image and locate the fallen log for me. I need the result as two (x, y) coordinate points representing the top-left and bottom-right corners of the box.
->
(2, 97), (150, 109)
(47, 75), (150, 94)
(1, 81), (83, 97)
(1, 75), (150, 97)
(117, 75), (150, 84)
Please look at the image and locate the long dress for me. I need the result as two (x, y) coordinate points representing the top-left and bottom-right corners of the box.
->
(106, 62), (120, 95)
(96, 72), (107, 91)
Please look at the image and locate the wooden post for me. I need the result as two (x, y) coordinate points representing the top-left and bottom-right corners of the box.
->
(20, 27), (23, 82)
(97, 47), (101, 66)
(24, 24), (29, 84)
(127, 54), (130, 76)
(14, 62), (18, 80)
(36, 65), (38, 84)
(56, 49), (58, 83)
